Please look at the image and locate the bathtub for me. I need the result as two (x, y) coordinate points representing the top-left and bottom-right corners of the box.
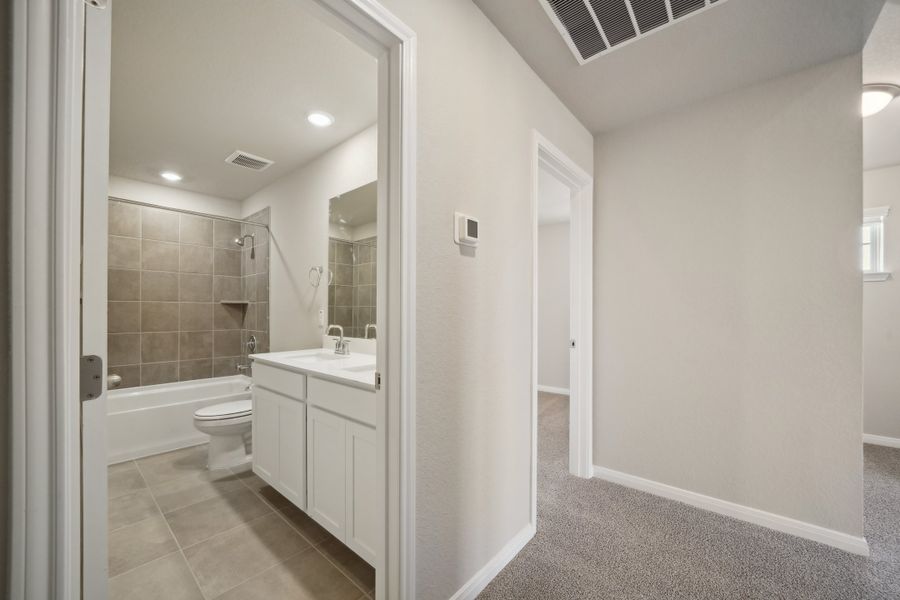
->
(108, 375), (251, 464)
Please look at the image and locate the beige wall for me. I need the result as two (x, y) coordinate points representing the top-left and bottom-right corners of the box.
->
(538, 223), (570, 390)
(593, 55), (864, 536)
(864, 164), (900, 440)
(109, 175), (241, 218)
(241, 126), (377, 352)
(378, 1), (593, 597)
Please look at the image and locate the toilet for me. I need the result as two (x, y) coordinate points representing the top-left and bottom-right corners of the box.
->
(192, 399), (253, 470)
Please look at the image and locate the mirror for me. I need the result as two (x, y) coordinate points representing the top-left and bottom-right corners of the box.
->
(328, 181), (377, 339)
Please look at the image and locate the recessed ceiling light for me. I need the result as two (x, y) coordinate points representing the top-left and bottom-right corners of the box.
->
(862, 84), (900, 118)
(160, 171), (182, 182)
(307, 111), (335, 127)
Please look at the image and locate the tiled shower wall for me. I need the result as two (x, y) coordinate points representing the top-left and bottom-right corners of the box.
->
(240, 209), (270, 367)
(328, 236), (376, 339)
(107, 200), (269, 388)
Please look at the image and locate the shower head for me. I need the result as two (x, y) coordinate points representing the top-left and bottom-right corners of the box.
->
(235, 233), (256, 258)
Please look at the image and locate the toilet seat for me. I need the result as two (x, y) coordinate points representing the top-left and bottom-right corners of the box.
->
(194, 399), (252, 421)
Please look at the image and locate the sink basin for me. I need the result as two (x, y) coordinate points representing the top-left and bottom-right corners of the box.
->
(340, 364), (376, 373)
(288, 352), (344, 363)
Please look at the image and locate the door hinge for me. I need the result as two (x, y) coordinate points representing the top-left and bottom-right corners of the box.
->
(80, 355), (104, 401)
(84, 0), (108, 8)
(375, 371), (382, 390)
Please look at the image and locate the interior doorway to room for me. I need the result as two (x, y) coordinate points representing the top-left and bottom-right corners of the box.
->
(530, 135), (593, 526)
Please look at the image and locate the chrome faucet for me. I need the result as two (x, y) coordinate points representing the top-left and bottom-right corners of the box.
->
(365, 324), (377, 339)
(327, 324), (350, 355)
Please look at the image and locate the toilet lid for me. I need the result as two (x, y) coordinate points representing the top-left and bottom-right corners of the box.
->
(194, 399), (252, 420)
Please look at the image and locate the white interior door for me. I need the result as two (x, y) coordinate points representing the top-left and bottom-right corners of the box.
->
(81, 2), (112, 597)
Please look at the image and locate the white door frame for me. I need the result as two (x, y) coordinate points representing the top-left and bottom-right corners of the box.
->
(9, 0), (417, 598)
(531, 132), (593, 527)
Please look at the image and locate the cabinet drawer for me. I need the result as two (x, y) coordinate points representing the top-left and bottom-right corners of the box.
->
(252, 362), (307, 399)
(307, 377), (375, 426)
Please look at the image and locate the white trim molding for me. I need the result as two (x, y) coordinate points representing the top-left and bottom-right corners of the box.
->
(863, 433), (900, 448)
(593, 465), (870, 556)
(537, 385), (570, 395)
(447, 524), (536, 600)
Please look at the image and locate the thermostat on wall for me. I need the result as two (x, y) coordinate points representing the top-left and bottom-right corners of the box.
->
(454, 212), (479, 247)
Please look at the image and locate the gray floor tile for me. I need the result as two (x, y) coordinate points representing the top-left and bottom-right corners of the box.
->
(108, 551), (203, 600)
(317, 536), (376, 593)
(108, 515), (178, 577)
(136, 445), (209, 487)
(166, 487), (272, 548)
(109, 461), (147, 500)
(214, 549), (365, 600)
(183, 512), (311, 598)
(108, 488), (160, 531)
(277, 503), (331, 545)
(151, 468), (246, 514)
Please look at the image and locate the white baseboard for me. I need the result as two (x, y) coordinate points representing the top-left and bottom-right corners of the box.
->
(537, 385), (570, 395)
(592, 465), (869, 556)
(863, 433), (900, 449)
(448, 523), (535, 600)
(108, 436), (208, 465)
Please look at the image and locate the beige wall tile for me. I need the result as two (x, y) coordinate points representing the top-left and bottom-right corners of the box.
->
(109, 333), (141, 366)
(180, 214), (213, 246)
(214, 248), (242, 276)
(141, 302), (179, 332)
(180, 245), (213, 274)
(108, 364), (140, 389)
(213, 276), (242, 302)
(141, 332), (178, 363)
(213, 330), (242, 357)
(213, 357), (241, 377)
(109, 201), (141, 237)
(214, 220), (241, 249)
(142, 240), (179, 272)
(141, 206), (179, 242)
(141, 362), (179, 386)
(141, 271), (179, 302)
(214, 304), (243, 330)
(181, 303), (213, 331)
(109, 236), (140, 269)
(179, 274), (212, 302)
(180, 331), (213, 360)
(109, 269), (141, 301)
(109, 302), (140, 333)
(178, 360), (212, 381)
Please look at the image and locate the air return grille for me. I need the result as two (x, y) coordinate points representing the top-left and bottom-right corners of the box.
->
(224, 150), (274, 171)
(541, 0), (730, 64)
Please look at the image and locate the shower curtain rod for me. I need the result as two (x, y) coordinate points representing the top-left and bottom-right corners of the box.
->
(108, 195), (271, 229)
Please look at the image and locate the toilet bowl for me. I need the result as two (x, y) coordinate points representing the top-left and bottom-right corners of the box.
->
(193, 399), (252, 470)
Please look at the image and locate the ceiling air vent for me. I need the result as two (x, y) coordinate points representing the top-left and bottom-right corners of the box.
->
(540, 0), (730, 65)
(224, 150), (274, 172)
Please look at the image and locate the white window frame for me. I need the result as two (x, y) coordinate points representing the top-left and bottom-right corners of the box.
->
(863, 206), (890, 282)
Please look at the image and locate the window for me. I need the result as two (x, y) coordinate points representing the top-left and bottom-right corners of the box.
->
(863, 206), (890, 282)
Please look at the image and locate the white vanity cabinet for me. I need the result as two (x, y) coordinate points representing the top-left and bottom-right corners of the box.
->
(251, 363), (307, 510)
(306, 377), (377, 566)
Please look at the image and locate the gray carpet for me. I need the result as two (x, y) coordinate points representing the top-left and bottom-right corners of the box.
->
(479, 393), (900, 600)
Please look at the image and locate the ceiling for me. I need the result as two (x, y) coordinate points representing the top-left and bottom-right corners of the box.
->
(110, 0), (377, 201)
(538, 165), (571, 225)
(475, 0), (877, 134)
(863, 1), (900, 171)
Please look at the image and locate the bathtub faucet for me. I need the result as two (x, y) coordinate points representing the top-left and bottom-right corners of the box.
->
(236, 364), (251, 373)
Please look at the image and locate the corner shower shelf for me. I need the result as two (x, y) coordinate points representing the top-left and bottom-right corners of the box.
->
(219, 300), (249, 305)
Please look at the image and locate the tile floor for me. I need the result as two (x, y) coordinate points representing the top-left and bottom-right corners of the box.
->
(108, 444), (375, 599)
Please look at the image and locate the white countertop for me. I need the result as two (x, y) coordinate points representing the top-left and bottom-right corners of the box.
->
(249, 348), (376, 391)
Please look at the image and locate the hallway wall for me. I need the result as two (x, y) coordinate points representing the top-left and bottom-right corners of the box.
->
(593, 55), (864, 536)
(378, 0), (593, 597)
(538, 223), (570, 391)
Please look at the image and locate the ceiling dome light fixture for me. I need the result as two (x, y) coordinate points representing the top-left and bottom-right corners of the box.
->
(160, 171), (182, 182)
(862, 84), (900, 118)
(307, 111), (335, 127)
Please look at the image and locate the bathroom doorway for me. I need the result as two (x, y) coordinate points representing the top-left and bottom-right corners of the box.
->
(10, 0), (415, 598)
(530, 133), (594, 526)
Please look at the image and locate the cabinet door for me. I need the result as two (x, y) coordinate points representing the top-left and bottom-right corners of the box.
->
(346, 422), (377, 566)
(252, 387), (280, 484)
(307, 406), (347, 538)
(278, 399), (306, 510)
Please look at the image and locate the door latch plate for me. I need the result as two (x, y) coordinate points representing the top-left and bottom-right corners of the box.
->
(80, 355), (104, 401)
